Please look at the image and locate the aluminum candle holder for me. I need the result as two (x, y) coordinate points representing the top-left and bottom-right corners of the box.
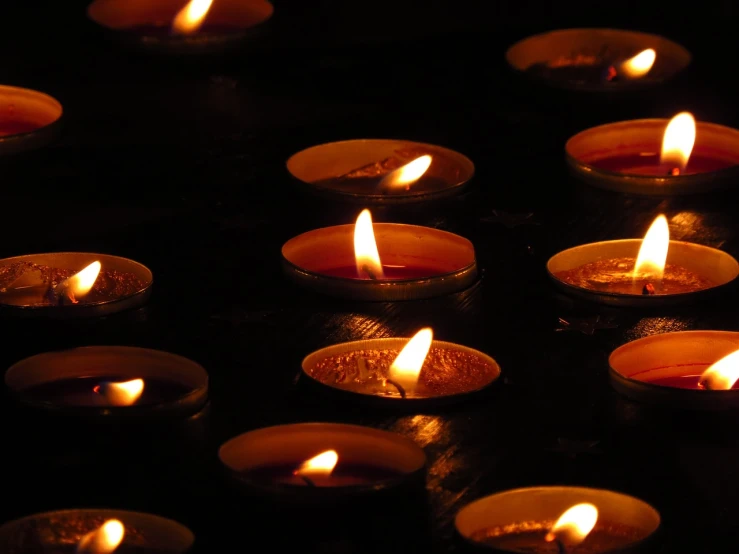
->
(87, 0), (273, 55)
(455, 486), (660, 553)
(0, 252), (153, 318)
(0, 85), (62, 155)
(0, 509), (194, 553)
(547, 239), (739, 308)
(282, 223), (477, 301)
(287, 139), (475, 205)
(609, 331), (739, 411)
(566, 119), (739, 195)
(219, 423), (426, 501)
(5, 346), (209, 421)
(506, 28), (690, 92)
(301, 338), (501, 409)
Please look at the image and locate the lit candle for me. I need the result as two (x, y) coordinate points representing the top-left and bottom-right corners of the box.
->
(286, 139), (474, 205)
(76, 519), (124, 554)
(0, 252), (152, 317)
(547, 214), (739, 307)
(456, 486), (660, 553)
(0, 85), (63, 154)
(281, 209), (478, 301)
(566, 112), (739, 195)
(301, 328), (501, 407)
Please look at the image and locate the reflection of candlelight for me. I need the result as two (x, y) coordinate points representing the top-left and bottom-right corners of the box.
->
(76, 519), (125, 554)
(699, 349), (739, 391)
(50, 261), (101, 305)
(354, 210), (384, 279)
(379, 155), (432, 191)
(94, 378), (145, 406)
(545, 503), (598, 552)
(294, 450), (339, 486)
(387, 328), (433, 397)
(172, 0), (214, 34)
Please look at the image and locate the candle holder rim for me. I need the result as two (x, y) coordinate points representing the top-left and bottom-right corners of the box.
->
(0, 84), (63, 137)
(301, 337), (501, 405)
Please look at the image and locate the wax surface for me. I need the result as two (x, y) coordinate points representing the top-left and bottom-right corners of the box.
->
(242, 463), (402, 487)
(645, 374), (739, 390)
(311, 175), (451, 196)
(588, 153), (735, 175)
(0, 120), (44, 136)
(49, 546), (166, 554)
(554, 257), (714, 295)
(470, 521), (644, 553)
(320, 265), (448, 280)
(526, 61), (610, 85)
(125, 23), (247, 36)
(21, 376), (192, 407)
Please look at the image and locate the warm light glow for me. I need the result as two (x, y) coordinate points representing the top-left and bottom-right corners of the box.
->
(545, 503), (599, 548)
(56, 261), (101, 301)
(354, 209), (384, 279)
(76, 519), (125, 554)
(660, 112), (696, 171)
(171, 0), (214, 34)
(379, 155), (432, 189)
(295, 450), (339, 478)
(95, 378), (145, 407)
(388, 328), (433, 391)
(633, 215), (669, 282)
(619, 48), (656, 79)
(699, 349), (739, 390)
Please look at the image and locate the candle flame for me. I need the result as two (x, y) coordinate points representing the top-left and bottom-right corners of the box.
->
(94, 378), (145, 407)
(54, 261), (101, 303)
(171, 0), (214, 35)
(388, 328), (433, 391)
(76, 519), (125, 554)
(545, 503), (599, 548)
(619, 48), (656, 79)
(660, 112), (696, 171)
(633, 215), (669, 282)
(354, 209), (384, 279)
(295, 450), (339, 479)
(379, 155), (432, 190)
(699, 349), (739, 390)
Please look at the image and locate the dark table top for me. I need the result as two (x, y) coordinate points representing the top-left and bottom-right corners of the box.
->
(2, 2), (739, 553)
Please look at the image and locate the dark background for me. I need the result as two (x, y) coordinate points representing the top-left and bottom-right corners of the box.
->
(1, 1), (739, 553)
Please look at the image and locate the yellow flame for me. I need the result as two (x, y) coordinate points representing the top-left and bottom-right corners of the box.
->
(354, 209), (384, 279)
(699, 349), (739, 390)
(545, 503), (599, 547)
(171, 0), (214, 34)
(57, 261), (101, 300)
(388, 328), (433, 391)
(660, 112), (696, 171)
(379, 155), (432, 189)
(633, 215), (669, 281)
(295, 450), (339, 478)
(619, 48), (656, 79)
(96, 378), (145, 407)
(76, 519), (125, 554)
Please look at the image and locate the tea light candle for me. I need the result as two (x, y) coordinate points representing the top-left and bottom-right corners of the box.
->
(547, 215), (739, 307)
(87, 0), (273, 55)
(287, 139), (475, 205)
(0, 252), (153, 318)
(566, 112), (739, 195)
(219, 423), (426, 499)
(609, 330), (739, 410)
(5, 346), (208, 420)
(0, 85), (62, 155)
(282, 209), (477, 301)
(455, 486), (660, 553)
(0, 508), (193, 553)
(506, 28), (689, 91)
(301, 328), (501, 408)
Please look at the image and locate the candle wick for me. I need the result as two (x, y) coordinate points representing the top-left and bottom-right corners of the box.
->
(544, 533), (567, 554)
(668, 167), (680, 176)
(360, 264), (378, 280)
(385, 378), (407, 399)
(300, 475), (316, 487)
(642, 282), (656, 295)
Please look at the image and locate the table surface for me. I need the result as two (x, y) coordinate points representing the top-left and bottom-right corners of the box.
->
(2, 2), (739, 553)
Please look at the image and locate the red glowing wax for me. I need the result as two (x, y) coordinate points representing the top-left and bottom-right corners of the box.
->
(125, 23), (245, 36)
(589, 152), (734, 175)
(0, 120), (43, 137)
(646, 375), (739, 390)
(242, 463), (402, 487)
(319, 265), (448, 280)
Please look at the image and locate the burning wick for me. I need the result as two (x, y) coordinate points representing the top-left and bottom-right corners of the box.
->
(698, 349), (739, 391)
(354, 209), (385, 280)
(660, 112), (696, 176)
(633, 215), (669, 289)
(379, 155), (432, 192)
(606, 48), (657, 82)
(46, 261), (102, 305)
(360, 264), (378, 280)
(544, 503), (598, 554)
(385, 328), (433, 398)
(76, 519), (125, 554)
(642, 283), (656, 295)
(293, 450), (339, 487)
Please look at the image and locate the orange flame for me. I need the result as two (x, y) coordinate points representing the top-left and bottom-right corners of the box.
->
(76, 519), (125, 554)
(95, 378), (145, 407)
(633, 215), (669, 282)
(171, 0), (214, 35)
(54, 261), (101, 303)
(388, 328), (433, 391)
(545, 503), (598, 548)
(379, 155), (432, 189)
(660, 112), (696, 171)
(619, 48), (656, 79)
(354, 209), (384, 279)
(699, 349), (739, 390)
(294, 450), (339, 480)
